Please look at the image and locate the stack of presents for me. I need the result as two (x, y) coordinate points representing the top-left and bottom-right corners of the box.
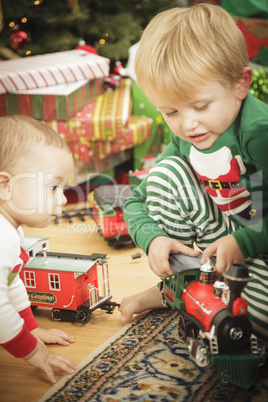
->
(0, 49), (168, 186)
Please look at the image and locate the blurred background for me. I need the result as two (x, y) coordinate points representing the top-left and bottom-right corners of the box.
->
(0, 0), (188, 66)
(0, 0), (267, 68)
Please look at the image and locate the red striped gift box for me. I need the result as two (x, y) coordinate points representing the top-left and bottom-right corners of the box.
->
(0, 49), (109, 94)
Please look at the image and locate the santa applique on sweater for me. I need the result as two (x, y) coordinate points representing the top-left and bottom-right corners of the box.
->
(189, 146), (254, 217)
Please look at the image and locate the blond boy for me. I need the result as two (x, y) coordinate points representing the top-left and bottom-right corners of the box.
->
(120, 4), (268, 345)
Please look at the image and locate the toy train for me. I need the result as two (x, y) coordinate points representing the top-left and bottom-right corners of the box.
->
(20, 236), (119, 323)
(160, 254), (266, 389)
(88, 184), (134, 248)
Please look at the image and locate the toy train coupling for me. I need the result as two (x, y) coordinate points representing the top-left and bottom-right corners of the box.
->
(55, 207), (93, 224)
(100, 301), (120, 314)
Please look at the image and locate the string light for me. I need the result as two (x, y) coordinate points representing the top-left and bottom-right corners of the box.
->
(99, 39), (105, 45)
(25, 50), (32, 56)
(9, 21), (15, 28)
(34, 1), (41, 5)
(21, 18), (27, 23)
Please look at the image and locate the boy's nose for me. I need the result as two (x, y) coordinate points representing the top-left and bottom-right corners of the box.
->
(182, 110), (198, 131)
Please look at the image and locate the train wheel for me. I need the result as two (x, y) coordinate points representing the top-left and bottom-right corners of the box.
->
(186, 323), (199, 339)
(177, 314), (187, 341)
(107, 238), (117, 248)
(51, 308), (63, 321)
(76, 309), (91, 323)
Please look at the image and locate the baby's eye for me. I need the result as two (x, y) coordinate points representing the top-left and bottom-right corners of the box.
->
(50, 185), (59, 192)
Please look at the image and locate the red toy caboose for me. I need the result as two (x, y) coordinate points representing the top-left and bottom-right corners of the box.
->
(20, 237), (117, 323)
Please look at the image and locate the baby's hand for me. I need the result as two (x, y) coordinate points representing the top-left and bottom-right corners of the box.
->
(24, 342), (77, 383)
(31, 327), (75, 346)
(201, 234), (245, 273)
(148, 236), (200, 278)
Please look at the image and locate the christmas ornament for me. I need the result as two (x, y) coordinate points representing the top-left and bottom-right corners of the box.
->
(113, 61), (124, 75)
(104, 74), (121, 91)
(9, 25), (28, 50)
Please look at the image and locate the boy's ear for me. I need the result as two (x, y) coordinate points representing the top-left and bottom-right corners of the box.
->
(235, 67), (252, 100)
(0, 172), (12, 200)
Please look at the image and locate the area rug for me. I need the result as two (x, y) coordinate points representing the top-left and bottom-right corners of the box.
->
(39, 309), (268, 402)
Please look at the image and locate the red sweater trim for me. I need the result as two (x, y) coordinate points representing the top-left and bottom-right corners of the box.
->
(0, 322), (37, 358)
(19, 307), (38, 331)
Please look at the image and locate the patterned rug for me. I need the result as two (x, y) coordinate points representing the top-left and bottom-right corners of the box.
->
(39, 309), (268, 402)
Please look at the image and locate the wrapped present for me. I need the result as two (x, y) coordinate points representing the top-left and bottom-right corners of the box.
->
(132, 81), (169, 170)
(68, 141), (122, 163)
(45, 78), (132, 141)
(68, 149), (132, 186)
(67, 115), (152, 163)
(0, 78), (104, 120)
(0, 49), (110, 94)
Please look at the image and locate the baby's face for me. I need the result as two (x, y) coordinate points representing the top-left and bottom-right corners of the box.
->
(157, 80), (242, 150)
(6, 147), (73, 228)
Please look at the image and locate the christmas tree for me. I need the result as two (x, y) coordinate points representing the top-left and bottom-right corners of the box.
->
(0, 0), (183, 65)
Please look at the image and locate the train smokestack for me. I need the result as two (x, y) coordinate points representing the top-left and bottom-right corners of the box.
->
(223, 264), (251, 314)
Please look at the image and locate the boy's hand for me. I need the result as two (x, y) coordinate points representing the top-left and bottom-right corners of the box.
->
(201, 234), (245, 273)
(31, 327), (75, 346)
(148, 236), (200, 278)
(23, 342), (77, 383)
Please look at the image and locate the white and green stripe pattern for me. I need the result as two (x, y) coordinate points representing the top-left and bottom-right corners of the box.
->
(146, 156), (268, 345)
(243, 256), (268, 344)
(147, 156), (236, 248)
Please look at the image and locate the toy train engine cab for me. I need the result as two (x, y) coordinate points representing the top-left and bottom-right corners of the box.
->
(160, 254), (265, 389)
(88, 184), (134, 248)
(20, 237), (117, 323)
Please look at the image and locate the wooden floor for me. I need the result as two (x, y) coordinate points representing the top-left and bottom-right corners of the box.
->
(0, 205), (158, 402)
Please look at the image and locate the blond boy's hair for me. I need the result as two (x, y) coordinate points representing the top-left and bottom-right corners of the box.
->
(135, 3), (249, 105)
(0, 114), (71, 174)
